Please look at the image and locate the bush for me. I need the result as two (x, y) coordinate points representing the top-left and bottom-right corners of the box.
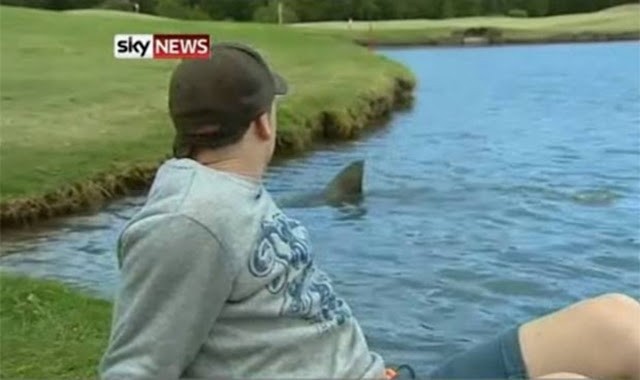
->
(507, 8), (528, 18)
(155, 0), (186, 18)
(185, 5), (209, 20)
(253, 0), (298, 24)
(0, 0), (103, 9)
(155, 0), (208, 20)
(97, 0), (133, 11)
(253, 5), (274, 22)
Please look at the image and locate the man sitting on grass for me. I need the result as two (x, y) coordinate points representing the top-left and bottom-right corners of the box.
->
(99, 42), (640, 380)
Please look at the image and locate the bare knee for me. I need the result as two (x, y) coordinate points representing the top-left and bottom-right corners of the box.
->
(538, 373), (590, 379)
(585, 293), (640, 327)
(584, 293), (640, 373)
(519, 293), (640, 379)
(591, 292), (640, 310)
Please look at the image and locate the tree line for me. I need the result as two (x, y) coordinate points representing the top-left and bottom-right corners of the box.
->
(1, 0), (636, 22)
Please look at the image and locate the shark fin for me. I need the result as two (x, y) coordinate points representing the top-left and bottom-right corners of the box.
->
(323, 160), (365, 205)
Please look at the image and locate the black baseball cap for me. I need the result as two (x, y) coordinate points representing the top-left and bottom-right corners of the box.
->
(168, 41), (288, 157)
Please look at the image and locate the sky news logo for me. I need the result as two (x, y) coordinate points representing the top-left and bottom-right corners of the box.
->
(114, 34), (210, 59)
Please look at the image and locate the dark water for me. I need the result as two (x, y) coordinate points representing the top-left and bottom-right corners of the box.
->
(2, 41), (639, 374)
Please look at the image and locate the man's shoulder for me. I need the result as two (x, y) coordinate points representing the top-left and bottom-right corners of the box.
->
(133, 159), (263, 226)
(120, 210), (216, 244)
(125, 161), (279, 252)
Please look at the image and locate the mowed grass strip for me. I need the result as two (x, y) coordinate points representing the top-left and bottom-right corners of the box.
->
(0, 6), (414, 204)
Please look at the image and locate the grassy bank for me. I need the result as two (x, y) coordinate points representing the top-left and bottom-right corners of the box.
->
(0, 273), (112, 378)
(0, 6), (415, 228)
(292, 4), (640, 46)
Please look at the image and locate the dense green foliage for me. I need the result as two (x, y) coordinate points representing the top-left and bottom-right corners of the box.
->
(1, 0), (637, 21)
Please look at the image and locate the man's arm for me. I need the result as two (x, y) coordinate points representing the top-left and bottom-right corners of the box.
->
(99, 213), (233, 380)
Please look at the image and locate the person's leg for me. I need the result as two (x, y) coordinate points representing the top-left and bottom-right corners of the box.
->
(427, 293), (640, 380)
(427, 325), (528, 379)
(519, 293), (640, 380)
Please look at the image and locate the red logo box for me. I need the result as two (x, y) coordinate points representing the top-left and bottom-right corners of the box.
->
(153, 34), (210, 59)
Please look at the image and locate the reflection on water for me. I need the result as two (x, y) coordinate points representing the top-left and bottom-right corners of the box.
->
(2, 41), (639, 374)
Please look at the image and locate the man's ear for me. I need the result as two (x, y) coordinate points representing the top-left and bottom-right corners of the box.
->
(254, 111), (273, 141)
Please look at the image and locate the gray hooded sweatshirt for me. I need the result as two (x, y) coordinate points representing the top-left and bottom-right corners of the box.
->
(99, 158), (386, 379)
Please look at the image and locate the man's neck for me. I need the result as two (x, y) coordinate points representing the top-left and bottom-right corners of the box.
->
(195, 151), (264, 183)
(205, 159), (263, 182)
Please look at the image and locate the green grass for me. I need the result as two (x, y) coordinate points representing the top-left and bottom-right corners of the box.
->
(292, 4), (640, 44)
(0, 5), (413, 204)
(0, 273), (111, 378)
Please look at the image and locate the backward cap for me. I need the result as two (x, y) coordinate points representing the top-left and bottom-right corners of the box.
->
(168, 42), (287, 157)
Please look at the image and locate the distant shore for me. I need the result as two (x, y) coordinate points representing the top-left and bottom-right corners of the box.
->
(357, 31), (640, 48)
(293, 5), (640, 48)
(356, 31), (640, 48)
